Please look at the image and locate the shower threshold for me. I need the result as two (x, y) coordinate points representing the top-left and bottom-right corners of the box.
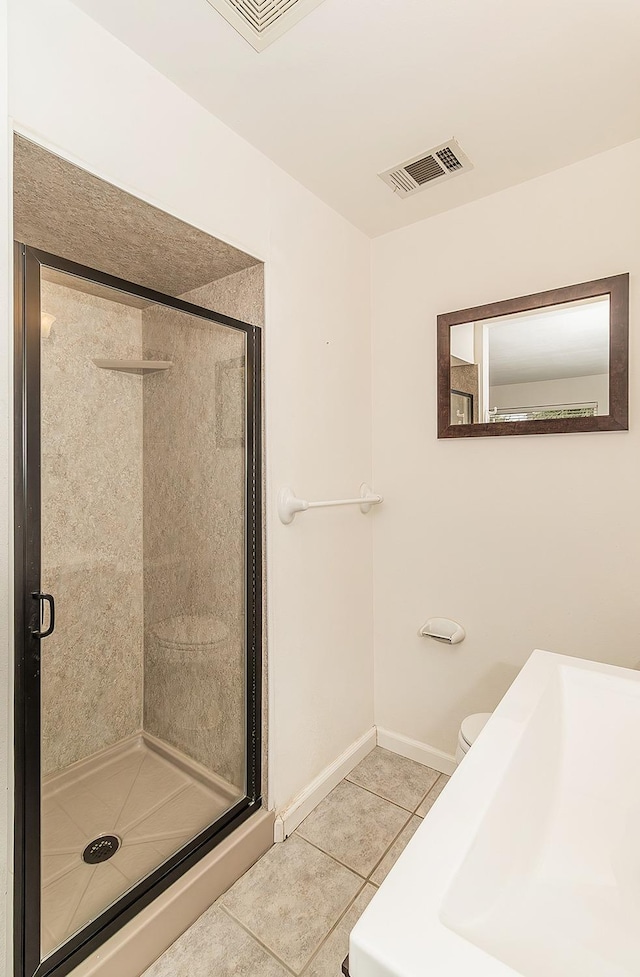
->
(41, 731), (242, 957)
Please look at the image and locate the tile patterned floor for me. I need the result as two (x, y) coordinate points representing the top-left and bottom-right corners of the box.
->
(42, 735), (241, 957)
(143, 747), (452, 977)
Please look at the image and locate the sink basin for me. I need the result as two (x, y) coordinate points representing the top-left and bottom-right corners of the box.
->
(350, 650), (640, 977)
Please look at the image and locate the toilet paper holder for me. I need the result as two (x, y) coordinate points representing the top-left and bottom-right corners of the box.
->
(419, 618), (465, 644)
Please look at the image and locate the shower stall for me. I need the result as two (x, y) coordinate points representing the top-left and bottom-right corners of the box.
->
(14, 244), (262, 977)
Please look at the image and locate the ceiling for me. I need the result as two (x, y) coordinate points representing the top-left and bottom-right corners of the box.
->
(69, 0), (640, 236)
(485, 298), (610, 385)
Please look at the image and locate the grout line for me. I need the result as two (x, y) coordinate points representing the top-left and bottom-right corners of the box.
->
(298, 879), (370, 976)
(412, 772), (448, 814)
(294, 804), (411, 886)
(292, 833), (369, 882)
(342, 777), (417, 815)
(361, 811), (413, 883)
(219, 904), (298, 975)
(144, 766), (445, 976)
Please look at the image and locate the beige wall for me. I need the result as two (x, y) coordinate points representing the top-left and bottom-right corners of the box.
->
(0, 0), (10, 966)
(40, 281), (144, 774)
(372, 138), (640, 756)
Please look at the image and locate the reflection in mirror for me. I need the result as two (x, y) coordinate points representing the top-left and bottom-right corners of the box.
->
(438, 275), (628, 438)
(450, 296), (610, 425)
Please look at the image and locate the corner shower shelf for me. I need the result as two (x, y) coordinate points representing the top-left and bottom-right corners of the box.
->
(93, 359), (173, 375)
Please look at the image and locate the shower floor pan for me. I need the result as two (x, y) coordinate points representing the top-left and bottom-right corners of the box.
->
(41, 731), (242, 956)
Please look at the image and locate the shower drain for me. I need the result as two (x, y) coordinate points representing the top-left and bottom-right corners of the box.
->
(82, 834), (121, 864)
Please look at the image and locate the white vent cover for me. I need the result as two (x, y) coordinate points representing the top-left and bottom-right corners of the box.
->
(379, 139), (473, 198)
(205, 0), (327, 51)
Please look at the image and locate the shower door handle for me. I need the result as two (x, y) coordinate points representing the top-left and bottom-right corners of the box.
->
(32, 592), (55, 638)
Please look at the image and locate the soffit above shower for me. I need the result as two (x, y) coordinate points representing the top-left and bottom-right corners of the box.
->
(204, 0), (327, 52)
(13, 135), (261, 298)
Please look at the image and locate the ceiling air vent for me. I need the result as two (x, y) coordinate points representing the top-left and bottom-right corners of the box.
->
(205, 0), (327, 52)
(379, 139), (473, 199)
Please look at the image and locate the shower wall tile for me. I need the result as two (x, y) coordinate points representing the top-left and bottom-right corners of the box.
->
(185, 264), (265, 327)
(142, 265), (264, 789)
(41, 281), (144, 774)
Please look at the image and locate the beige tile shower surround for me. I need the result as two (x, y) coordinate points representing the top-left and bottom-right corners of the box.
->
(143, 748), (451, 977)
(40, 280), (144, 774)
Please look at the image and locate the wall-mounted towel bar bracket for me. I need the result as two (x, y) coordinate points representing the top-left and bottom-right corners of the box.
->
(278, 483), (383, 525)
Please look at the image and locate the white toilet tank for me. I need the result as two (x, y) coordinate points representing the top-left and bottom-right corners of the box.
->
(456, 712), (491, 764)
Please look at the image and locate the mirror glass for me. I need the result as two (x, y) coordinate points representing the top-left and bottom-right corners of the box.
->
(449, 295), (610, 426)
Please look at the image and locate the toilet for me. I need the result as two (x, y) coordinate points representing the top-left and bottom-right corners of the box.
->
(456, 712), (492, 763)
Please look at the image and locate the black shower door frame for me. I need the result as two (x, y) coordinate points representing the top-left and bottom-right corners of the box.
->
(13, 244), (263, 977)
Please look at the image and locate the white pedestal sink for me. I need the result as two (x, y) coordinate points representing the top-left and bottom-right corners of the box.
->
(350, 650), (640, 977)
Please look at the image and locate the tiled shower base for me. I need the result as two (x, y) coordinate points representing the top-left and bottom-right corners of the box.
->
(41, 731), (242, 957)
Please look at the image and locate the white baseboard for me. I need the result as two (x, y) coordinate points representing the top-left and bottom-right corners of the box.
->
(376, 727), (457, 776)
(274, 727), (376, 842)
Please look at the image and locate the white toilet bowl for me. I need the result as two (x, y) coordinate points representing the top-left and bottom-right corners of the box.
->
(455, 712), (492, 764)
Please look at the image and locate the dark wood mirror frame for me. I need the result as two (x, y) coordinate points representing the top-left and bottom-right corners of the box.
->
(437, 274), (629, 438)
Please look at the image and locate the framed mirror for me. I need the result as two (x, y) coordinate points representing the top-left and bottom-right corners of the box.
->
(437, 274), (629, 438)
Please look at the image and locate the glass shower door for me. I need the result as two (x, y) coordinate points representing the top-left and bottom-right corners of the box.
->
(14, 244), (261, 977)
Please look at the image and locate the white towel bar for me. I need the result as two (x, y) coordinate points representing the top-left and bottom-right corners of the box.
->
(278, 483), (383, 525)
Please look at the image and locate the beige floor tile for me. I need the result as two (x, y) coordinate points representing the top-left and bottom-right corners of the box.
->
(221, 833), (361, 974)
(297, 781), (409, 877)
(370, 816), (421, 886)
(415, 774), (450, 818)
(346, 748), (440, 812)
(304, 884), (376, 977)
(142, 905), (290, 977)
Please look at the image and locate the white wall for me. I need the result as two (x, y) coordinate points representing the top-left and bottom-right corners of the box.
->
(5, 0), (374, 821)
(490, 374), (610, 416)
(0, 0), (11, 968)
(372, 139), (640, 755)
